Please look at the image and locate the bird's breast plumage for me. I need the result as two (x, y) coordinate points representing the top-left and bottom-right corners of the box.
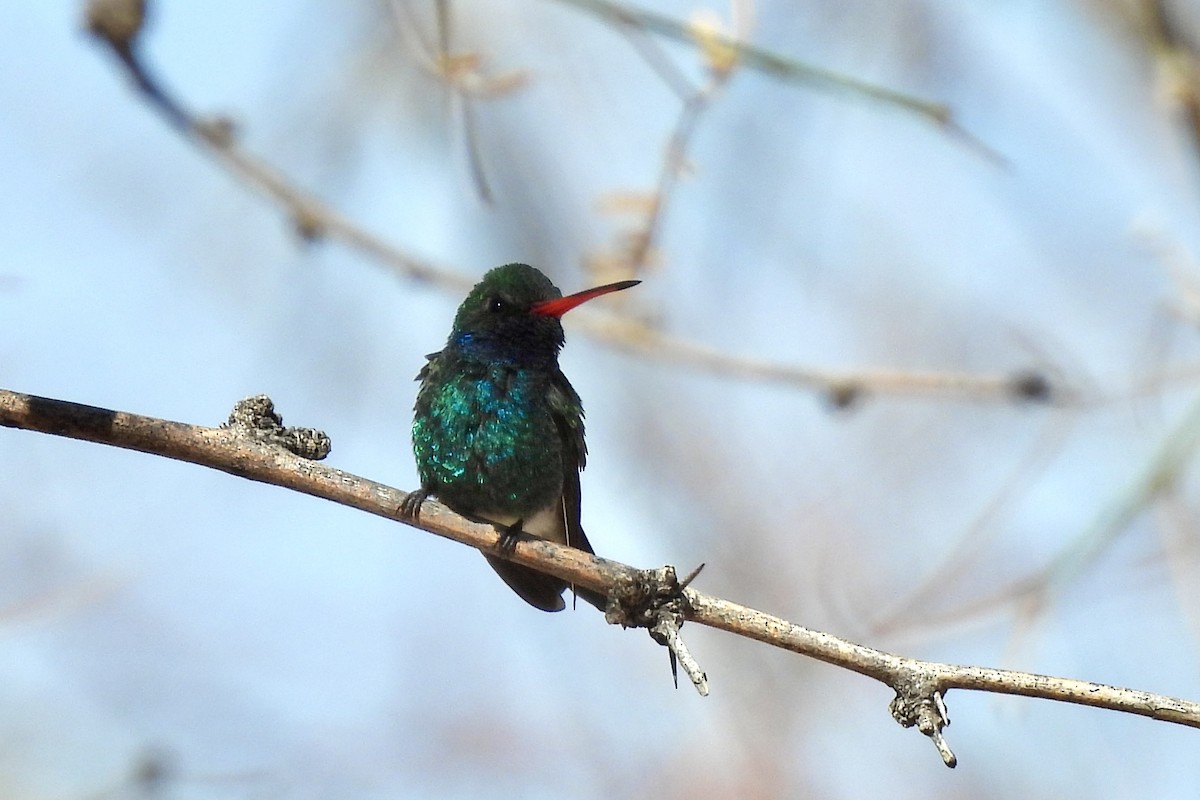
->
(412, 356), (566, 517)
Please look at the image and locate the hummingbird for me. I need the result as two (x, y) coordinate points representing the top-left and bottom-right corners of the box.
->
(402, 263), (639, 611)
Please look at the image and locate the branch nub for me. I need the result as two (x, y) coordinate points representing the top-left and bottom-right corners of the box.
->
(605, 564), (709, 696)
(890, 681), (957, 768)
(224, 395), (331, 460)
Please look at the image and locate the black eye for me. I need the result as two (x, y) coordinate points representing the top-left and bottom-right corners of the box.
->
(485, 295), (507, 313)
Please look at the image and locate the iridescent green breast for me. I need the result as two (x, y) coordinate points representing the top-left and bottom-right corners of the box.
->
(412, 359), (564, 516)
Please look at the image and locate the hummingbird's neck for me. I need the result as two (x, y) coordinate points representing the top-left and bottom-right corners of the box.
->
(447, 329), (562, 369)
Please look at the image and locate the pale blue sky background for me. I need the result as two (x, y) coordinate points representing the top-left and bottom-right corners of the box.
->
(4, 1), (1200, 797)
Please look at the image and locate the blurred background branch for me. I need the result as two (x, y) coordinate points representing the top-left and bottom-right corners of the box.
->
(85, 0), (1057, 408)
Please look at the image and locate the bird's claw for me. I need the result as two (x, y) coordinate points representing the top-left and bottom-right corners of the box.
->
(399, 490), (429, 521)
(497, 518), (525, 555)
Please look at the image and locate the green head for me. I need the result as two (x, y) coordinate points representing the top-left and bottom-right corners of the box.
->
(448, 263), (639, 361)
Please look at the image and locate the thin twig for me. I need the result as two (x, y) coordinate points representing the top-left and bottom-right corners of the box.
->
(868, 413), (1078, 637)
(597, 6), (744, 274)
(389, 0), (530, 204)
(615, 72), (720, 273)
(883, 389), (1200, 641)
(1140, 0), (1200, 149)
(548, 0), (1006, 164)
(3, 386), (1200, 767)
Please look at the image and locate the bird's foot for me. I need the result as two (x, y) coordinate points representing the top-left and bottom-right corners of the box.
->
(497, 518), (525, 555)
(399, 490), (429, 522)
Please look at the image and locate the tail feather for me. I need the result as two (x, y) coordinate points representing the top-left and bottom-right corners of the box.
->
(483, 555), (570, 612)
(482, 518), (606, 612)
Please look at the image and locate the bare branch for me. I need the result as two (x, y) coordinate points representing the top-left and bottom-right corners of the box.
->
(3, 386), (1200, 767)
(688, 590), (1200, 764)
(573, 312), (1061, 407)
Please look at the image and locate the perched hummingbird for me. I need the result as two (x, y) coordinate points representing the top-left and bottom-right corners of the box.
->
(402, 263), (639, 611)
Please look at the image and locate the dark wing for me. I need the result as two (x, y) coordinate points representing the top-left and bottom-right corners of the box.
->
(547, 370), (607, 611)
(547, 369), (591, 554)
(414, 350), (440, 386)
(412, 350), (440, 414)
